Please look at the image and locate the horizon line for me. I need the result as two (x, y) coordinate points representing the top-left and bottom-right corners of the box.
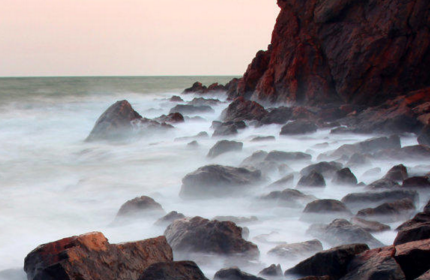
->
(0, 74), (242, 79)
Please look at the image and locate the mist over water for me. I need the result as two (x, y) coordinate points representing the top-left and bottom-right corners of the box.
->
(0, 77), (427, 279)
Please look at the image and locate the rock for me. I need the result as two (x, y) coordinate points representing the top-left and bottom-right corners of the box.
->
(259, 106), (293, 125)
(169, 104), (214, 115)
(214, 267), (265, 280)
(302, 200), (351, 223)
(265, 151), (312, 162)
(260, 188), (317, 208)
(258, 264), (283, 278)
(394, 238), (430, 280)
(213, 123), (239, 137)
(341, 190), (419, 211)
(182, 82), (207, 94)
(268, 239), (323, 260)
(340, 246), (406, 280)
(418, 125), (430, 147)
(86, 100), (142, 142)
(266, 174), (295, 189)
(251, 136), (276, 142)
(307, 219), (384, 248)
(213, 216), (258, 225)
(356, 198), (416, 223)
(170, 95), (184, 102)
(376, 145), (430, 160)
(115, 196), (165, 222)
(137, 261), (208, 280)
(417, 270), (430, 280)
(346, 153), (369, 167)
(154, 211), (186, 227)
(384, 164), (408, 182)
(350, 217), (391, 233)
(207, 140), (243, 158)
(175, 131), (209, 142)
(179, 165), (263, 199)
(222, 97), (268, 123)
(280, 120), (318, 135)
(358, 135), (401, 153)
(164, 217), (259, 260)
(154, 112), (185, 124)
(402, 176), (430, 188)
(187, 140), (199, 147)
(395, 220), (430, 246)
(285, 244), (370, 280)
(332, 168), (357, 186)
(188, 97), (221, 106)
(367, 178), (400, 190)
(297, 171), (326, 188)
(24, 232), (173, 280)
(298, 277), (332, 280)
(300, 162), (343, 177)
(362, 167), (382, 177)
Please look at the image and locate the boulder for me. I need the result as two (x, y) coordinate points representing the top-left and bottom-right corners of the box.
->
(332, 168), (357, 186)
(214, 267), (264, 280)
(297, 171), (326, 188)
(367, 178), (400, 190)
(258, 264), (283, 278)
(170, 95), (184, 102)
(175, 131), (209, 142)
(268, 239), (323, 260)
(341, 190), (419, 211)
(207, 140), (243, 158)
(417, 270), (430, 280)
(284, 244), (370, 280)
(307, 219), (384, 248)
(265, 151), (312, 162)
(24, 232), (173, 280)
(169, 104), (214, 115)
(266, 174), (295, 189)
(154, 211), (186, 227)
(259, 106), (293, 125)
(280, 120), (318, 135)
(137, 261), (208, 280)
(350, 217), (391, 233)
(260, 188), (317, 208)
(179, 165), (263, 199)
(418, 125), (430, 147)
(182, 82), (207, 94)
(384, 164), (409, 182)
(115, 196), (165, 222)
(402, 176), (430, 188)
(356, 198), (416, 223)
(164, 217), (259, 260)
(300, 162), (343, 177)
(251, 136), (276, 142)
(188, 97), (221, 106)
(395, 220), (430, 246)
(154, 112), (185, 124)
(86, 100), (142, 142)
(394, 238), (430, 280)
(376, 145), (430, 160)
(213, 123), (239, 137)
(222, 97), (268, 122)
(301, 200), (351, 223)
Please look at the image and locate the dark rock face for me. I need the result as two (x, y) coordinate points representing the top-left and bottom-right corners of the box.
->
(265, 150), (312, 162)
(179, 165), (263, 199)
(24, 232), (173, 280)
(169, 104), (214, 115)
(261, 188), (316, 208)
(258, 264), (283, 278)
(298, 171), (326, 188)
(189, 97), (222, 106)
(154, 211), (186, 227)
(115, 196), (165, 221)
(418, 125), (430, 147)
(207, 140), (243, 158)
(394, 239), (430, 280)
(183, 82), (229, 95)
(307, 219), (384, 248)
(233, 0), (430, 106)
(302, 200), (351, 223)
(259, 106), (293, 125)
(213, 123), (239, 137)
(376, 145), (430, 161)
(137, 261), (208, 280)
(214, 267), (265, 280)
(280, 120), (318, 135)
(395, 220), (430, 246)
(164, 217), (259, 260)
(367, 178), (400, 190)
(341, 246), (406, 280)
(332, 168), (357, 186)
(170, 95), (184, 102)
(86, 100), (142, 142)
(268, 239), (323, 260)
(341, 190), (418, 211)
(350, 217), (391, 233)
(384, 164), (408, 182)
(402, 176), (430, 188)
(251, 136), (276, 142)
(301, 162), (343, 177)
(284, 244), (370, 280)
(223, 97), (268, 123)
(356, 198), (416, 223)
(154, 112), (185, 124)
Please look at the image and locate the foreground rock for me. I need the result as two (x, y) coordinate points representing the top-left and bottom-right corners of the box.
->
(384, 164), (408, 182)
(164, 217), (259, 260)
(284, 244), (369, 280)
(307, 219), (384, 248)
(356, 198), (416, 223)
(137, 261), (208, 280)
(395, 239), (430, 279)
(214, 267), (264, 280)
(24, 232), (173, 280)
(180, 165), (263, 199)
(86, 100), (143, 142)
(268, 239), (323, 261)
(394, 203), (430, 245)
(207, 140), (243, 158)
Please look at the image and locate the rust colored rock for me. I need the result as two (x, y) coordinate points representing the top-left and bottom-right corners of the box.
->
(395, 238), (430, 280)
(86, 100), (142, 142)
(164, 216), (259, 260)
(222, 97), (268, 122)
(137, 261), (208, 280)
(24, 232), (173, 280)
(234, 0), (430, 106)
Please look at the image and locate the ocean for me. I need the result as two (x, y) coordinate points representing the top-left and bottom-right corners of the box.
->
(0, 76), (424, 279)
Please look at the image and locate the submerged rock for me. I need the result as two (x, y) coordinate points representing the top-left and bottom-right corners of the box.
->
(332, 168), (357, 186)
(268, 239), (323, 261)
(356, 198), (416, 223)
(260, 188), (316, 208)
(301, 200), (351, 223)
(297, 171), (326, 188)
(24, 232), (173, 280)
(207, 140), (243, 158)
(115, 196), (165, 222)
(350, 217), (391, 233)
(300, 162), (343, 177)
(169, 104), (214, 115)
(280, 120), (318, 135)
(384, 164), (408, 182)
(214, 267), (264, 280)
(154, 211), (186, 227)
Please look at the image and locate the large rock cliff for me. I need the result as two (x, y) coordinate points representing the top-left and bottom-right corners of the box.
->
(236, 0), (430, 106)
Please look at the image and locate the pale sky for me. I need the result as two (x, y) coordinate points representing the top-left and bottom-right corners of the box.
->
(0, 0), (279, 76)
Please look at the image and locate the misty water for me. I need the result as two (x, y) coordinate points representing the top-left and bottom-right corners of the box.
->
(0, 76), (428, 279)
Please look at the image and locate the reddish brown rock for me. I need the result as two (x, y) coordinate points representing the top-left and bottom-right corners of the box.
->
(222, 97), (268, 123)
(402, 176), (430, 188)
(24, 232), (173, 280)
(394, 238), (430, 280)
(137, 261), (208, 280)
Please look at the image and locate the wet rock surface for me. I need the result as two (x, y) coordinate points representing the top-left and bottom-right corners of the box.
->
(214, 267), (265, 280)
(137, 261), (208, 280)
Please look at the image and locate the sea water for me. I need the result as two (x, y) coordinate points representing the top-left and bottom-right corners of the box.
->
(0, 76), (426, 279)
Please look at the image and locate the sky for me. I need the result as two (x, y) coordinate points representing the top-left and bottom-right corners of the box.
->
(0, 0), (279, 77)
